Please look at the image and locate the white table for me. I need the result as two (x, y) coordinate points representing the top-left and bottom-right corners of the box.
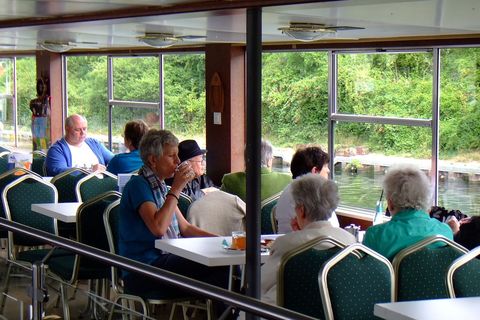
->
(155, 235), (280, 267)
(31, 202), (82, 223)
(374, 297), (480, 320)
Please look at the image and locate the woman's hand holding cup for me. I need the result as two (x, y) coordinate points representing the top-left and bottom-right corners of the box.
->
(172, 161), (195, 190)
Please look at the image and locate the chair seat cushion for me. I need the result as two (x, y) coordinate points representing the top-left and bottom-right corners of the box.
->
(17, 248), (73, 264)
(48, 255), (110, 282)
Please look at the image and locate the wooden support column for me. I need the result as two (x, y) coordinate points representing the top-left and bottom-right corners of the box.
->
(36, 51), (64, 144)
(205, 44), (246, 185)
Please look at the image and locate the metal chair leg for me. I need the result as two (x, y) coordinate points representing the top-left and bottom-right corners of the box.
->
(0, 263), (12, 314)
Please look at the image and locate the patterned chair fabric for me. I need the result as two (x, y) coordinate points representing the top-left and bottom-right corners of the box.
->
(103, 198), (196, 319)
(261, 192), (281, 234)
(392, 235), (468, 301)
(31, 150), (47, 176)
(319, 243), (395, 320)
(165, 185), (193, 219)
(51, 167), (90, 202)
(75, 171), (118, 202)
(278, 236), (348, 319)
(47, 191), (121, 319)
(447, 245), (480, 298)
(0, 152), (11, 174)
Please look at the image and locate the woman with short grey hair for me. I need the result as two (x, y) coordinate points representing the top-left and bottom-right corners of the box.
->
(290, 173), (339, 227)
(383, 163), (431, 212)
(260, 173), (355, 305)
(363, 163), (453, 260)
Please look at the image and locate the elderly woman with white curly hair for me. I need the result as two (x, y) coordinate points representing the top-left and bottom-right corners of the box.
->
(260, 173), (356, 305)
(363, 163), (453, 260)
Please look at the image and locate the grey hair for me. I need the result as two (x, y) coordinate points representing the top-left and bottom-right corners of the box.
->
(383, 163), (432, 211)
(291, 173), (339, 222)
(65, 114), (87, 128)
(139, 129), (179, 163)
(261, 140), (273, 168)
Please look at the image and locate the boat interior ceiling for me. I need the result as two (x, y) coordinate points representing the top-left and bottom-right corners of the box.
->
(0, 0), (479, 54)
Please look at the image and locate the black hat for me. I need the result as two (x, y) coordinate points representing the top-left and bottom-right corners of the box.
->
(178, 140), (206, 162)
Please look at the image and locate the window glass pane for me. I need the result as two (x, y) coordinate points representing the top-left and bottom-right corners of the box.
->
(110, 106), (161, 154)
(439, 48), (480, 216)
(67, 56), (108, 141)
(334, 122), (432, 211)
(163, 54), (205, 144)
(337, 52), (433, 119)
(262, 51), (329, 147)
(17, 57), (37, 152)
(112, 56), (160, 102)
(0, 58), (13, 95)
(0, 97), (14, 148)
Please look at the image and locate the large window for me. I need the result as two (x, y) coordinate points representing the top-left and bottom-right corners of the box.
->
(0, 57), (36, 152)
(66, 53), (206, 153)
(439, 48), (480, 216)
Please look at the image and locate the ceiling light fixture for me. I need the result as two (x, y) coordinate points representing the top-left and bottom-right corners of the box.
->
(138, 33), (181, 48)
(39, 41), (74, 53)
(278, 23), (336, 41)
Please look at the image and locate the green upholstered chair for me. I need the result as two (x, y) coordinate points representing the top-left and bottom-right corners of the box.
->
(277, 236), (349, 319)
(0, 174), (70, 312)
(0, 152), (11, 174)
(31, 150), (47, 176)
(75, 171), (118, 202)
(392, 235), (468, 302)
(260, 192), (281, 234)
(47, 191), (122, 319)
(319, 243), (394, 320)
(51, 167), (90, 202)
(166, 185), (193, 219)
(51, 167), (89, 238)
(103, 198), (206, 320)
(447, 245), (480, 298)
(103, 199), (148, 320)
(0, 168), (41, 239)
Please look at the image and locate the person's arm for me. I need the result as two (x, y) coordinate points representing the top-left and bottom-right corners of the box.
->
(45, 141), (69, 176)
(138, 197), (179, 237)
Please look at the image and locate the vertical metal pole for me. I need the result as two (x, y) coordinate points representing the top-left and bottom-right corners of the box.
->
(431, 48), (440, 205)
(245, 7), (261, 320)
(12, 58), (18, 147)
(328, 51), (337, 179)
(107, 56), (114, 150)
(159, 54), (165, 129)
(31, 262), (46, 320)
(61, 55), (68, 133)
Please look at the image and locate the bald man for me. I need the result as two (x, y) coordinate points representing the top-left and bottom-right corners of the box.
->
(45, 114), (113, 176)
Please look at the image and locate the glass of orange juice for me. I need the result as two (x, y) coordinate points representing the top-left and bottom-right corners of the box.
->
(231, 231), (246, 250)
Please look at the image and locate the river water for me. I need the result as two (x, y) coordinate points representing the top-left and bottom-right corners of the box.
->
(333, 166), (480, 216)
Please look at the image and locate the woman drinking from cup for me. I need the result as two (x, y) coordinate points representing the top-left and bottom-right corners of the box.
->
(118, 129), (229, 305)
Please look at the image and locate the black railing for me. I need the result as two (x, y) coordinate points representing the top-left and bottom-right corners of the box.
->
(0, 218), (316, 320)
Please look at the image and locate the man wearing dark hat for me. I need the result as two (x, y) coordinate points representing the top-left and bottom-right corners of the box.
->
(165, 139), (217, 201)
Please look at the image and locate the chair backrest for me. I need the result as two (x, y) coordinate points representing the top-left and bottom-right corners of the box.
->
(75, 171), (118, 202)
(178, 192), (193, 218)
(319, 243), (394, 320)
(71, 191), (122, 283)
(447, 245), (480, 298)
(0, 152), (11, 174)
(51, 167), (90, 202)
(2, 174), (58, 253)
(261, 192), (281, 234)
(392, 235), (468, 301)
(31, 150), (47, 176)
(277, 236), (349, 319)
(103, 198), (122, 293)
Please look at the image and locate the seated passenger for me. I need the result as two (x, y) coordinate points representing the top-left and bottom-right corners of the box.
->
(45, 114), (113, 176)
(187, 190), (246, 236)
(107, 119), (148, 175)
(363, 163), (453, 260)
(221, 139), (291, 202)
(261, 173), (356, 305)
(447, 215), (480, 250)
(276, 146), (339, 233)
(119, 129), (228, 299)
(165, 139), (217, 201)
